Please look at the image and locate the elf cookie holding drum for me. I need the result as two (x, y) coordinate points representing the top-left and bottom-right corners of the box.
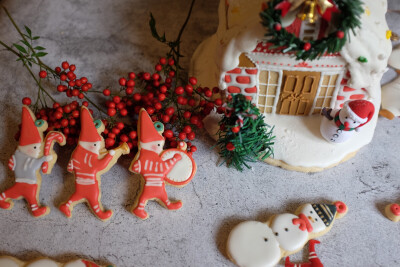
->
(130, 109), (196, 220)
(0, 105), (65, 217)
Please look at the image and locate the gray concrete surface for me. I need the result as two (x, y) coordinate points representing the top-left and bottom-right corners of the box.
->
(0, 0), (399, 266)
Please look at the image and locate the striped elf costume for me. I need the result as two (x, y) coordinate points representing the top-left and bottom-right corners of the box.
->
(59, 106), (117, 221)
(285, 240), (323, 267)
(130, 109), (182, 220)
(0, 106), (53, 217)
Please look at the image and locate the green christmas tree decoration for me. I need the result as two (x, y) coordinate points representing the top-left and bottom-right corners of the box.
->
(217, 94), (275, 171)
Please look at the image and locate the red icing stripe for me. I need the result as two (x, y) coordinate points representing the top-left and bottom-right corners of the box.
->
(236, 76), (251, 84)
(227, 86), (241, 93)
(337, 95), (345, 100)
(244, 86), (257, 93)
(350, 94), (365, 100)
(245, 96), (253, 101)
(245, 69), (258, 74)
(340, 78), (348, 85)
(343, 86), (356, 92)
(227, 68), (241, 74)
(225, 75), (231, 83)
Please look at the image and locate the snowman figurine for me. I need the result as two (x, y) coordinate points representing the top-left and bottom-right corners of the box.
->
(320, 100), (375, 143)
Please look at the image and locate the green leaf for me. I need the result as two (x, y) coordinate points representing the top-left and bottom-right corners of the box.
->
(24, 25), (32, 37)
(13, 43), (27, 54)
(34, 46), (46, 51)
(32, 36), (40, 40)
(21, 40), (30, 47)
(33, 52), (48, 57)
(149, 13), (166, 43)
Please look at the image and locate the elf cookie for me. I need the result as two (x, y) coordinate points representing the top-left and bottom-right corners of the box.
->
(0, 105), (65, 217)
(385, 203), (400, 222)
(59, 106), (129, 221)
(227, 201), (347, 267)
(285, 239), (323, 267)
(321, 100), (375, 143)
(129, 108), (196, 220)
(0, 255), (113, 267)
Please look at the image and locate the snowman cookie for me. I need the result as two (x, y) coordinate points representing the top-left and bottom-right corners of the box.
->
(0, 255), (113, 267)
(385, 203), (400, 222)
(227, 201), (347, 267)
(0, 105), (65, 217)
(320, 100), (375, 143)
(59, 106), (129, 221)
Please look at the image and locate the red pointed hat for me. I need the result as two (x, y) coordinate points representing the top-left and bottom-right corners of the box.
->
(139, 109), (164, 143)
(79, 106), (102, 142)
(344, 100), (375, 128)
(19, 106), (42, 146)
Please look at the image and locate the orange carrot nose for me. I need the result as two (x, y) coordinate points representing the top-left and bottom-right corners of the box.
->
(344, 121), (349, 128)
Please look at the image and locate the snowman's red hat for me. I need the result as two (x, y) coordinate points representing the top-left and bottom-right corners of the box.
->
(79, 106), (102, 142)
(19, 105), (44, 146)
(343, 100), (375, 128)
(139, 109), (164, 143)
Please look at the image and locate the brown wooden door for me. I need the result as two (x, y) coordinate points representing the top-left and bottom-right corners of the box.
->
(276, 70), (320, 115)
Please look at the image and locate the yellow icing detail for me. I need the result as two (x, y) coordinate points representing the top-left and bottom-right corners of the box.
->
(386, 30), (392, 40)
(231, 6), (240, 13)
(365, 7), (370, 16)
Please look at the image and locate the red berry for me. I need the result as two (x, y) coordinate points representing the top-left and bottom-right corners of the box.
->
(22, 97), (31, 105)
(168, 58), (175, 66)
(60, 73), (67, 81)
(108, 132), (116, 139)
(81, 77), (88, 84)
(204, 89), (212, 97)
(162, 115), (170, 123)
(72, 110), (79, 118)
(61, 118), (69, 127)
(127, 79), (135, 87)
(160, 85), (167, 93)
(158, 93), (166, 101)
(67, 71), (75, 81)
(61, 61), (69, 70)
(133, 93), (141, 101)
(164, 129), (174, 138)
(78, 93), (84, 99)
(72, 89), (79, 96)
(183, 111), (191, 119)
(69, 64), (76, 71)
(215, 98), (223, 106)
(169, 71), (175, 77)
(175, 86), (184, 95)
(119, 78), (127, 86)
(336, 31), (345, 39)
(115, 122), (124, 130)
(159, 57), (167, 65)
(108, 108), (116, 116)
(105, 138), (115, 147)
(129, 131), (137, 139)
(120, 108), (128, 116)
(190, 116), (199, 124)
(39, 70), (47, 78)
(190, 145), (197, 152)
(154, 102), (162, 110)
(113, 96), (121, 103)
(126, 87), (134, 95)
(183, 125), (192, 134)
(152, 73), (160, 80)
(128, 72), (136, 79)
(83, 101), (89, 107)
(112, 128), (120, 134)
(155, 64), (162, 72)
(189, 77), (197, 85)
(185, 85), (193, 94)
(187, 132), (195, 140)
(178, 132), (186, 140)
(303, 42), (311, 51)
(147, 107), (155, 115)
(108, 102), (116, 108)
(274, 23), (282, 31)
(103, 88), (111, 96)
(69, 118), (76, 126)
(53, 102), (60, 108)
(55, 67), (61, 73)
(69, 81), (76, 87)
(188, 99), (196, 107)
(143, 72), (151, 80)
(75, 79), (82, 87)
(63, 105), (71, 113)
(54, 111), (63, 119)
(120, 134), (129, 142)
(231, 126), (240, 133)
(226, 142), (235, 151)
(165, 107), (175, 116)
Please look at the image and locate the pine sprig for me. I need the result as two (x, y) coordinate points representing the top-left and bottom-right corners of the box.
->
(217, 94), (275, 171)
(260, 0), (364, 61)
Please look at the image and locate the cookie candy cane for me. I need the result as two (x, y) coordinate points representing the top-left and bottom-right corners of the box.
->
(0, 256), (113, 267)
(42, 131), (66, 174)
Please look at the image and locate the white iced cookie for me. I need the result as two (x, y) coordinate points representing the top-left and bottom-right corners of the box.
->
(227, 221), (281, 267)
(0, 256), (111, 267)
(226, 201), (347, 267)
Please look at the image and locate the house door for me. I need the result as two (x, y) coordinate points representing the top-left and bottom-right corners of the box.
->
(276, 71), (320, 115)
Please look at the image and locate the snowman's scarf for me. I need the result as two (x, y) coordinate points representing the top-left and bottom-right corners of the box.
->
(334, 111), (356, 131)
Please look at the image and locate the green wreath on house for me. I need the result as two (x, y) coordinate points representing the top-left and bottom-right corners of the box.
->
(260, 0), (364, 61)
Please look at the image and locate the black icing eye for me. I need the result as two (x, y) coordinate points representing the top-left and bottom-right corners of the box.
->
(315, 218), (318, 221)
(158, 144), (161, 146)
(310, 211), (313, 214)
(284, 228), (289, 232)
(345, 116), (348, 119)
(94, 144), (96, 146)
(353, 121), (356, 123)
(34, 146), (37, 149)
(275, 232), (279, 236)
(264, 238), (268, 242)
